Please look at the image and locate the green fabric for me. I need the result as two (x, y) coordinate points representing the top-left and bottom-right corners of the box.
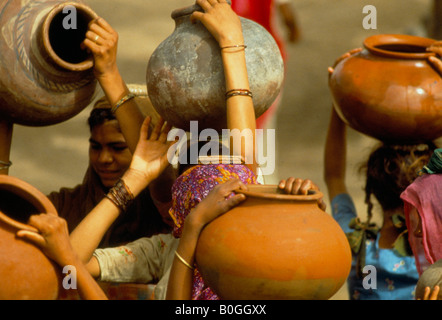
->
(421, 148), (442, 174)
(346, 217), (379, 278)
(391, 213), (413, 257)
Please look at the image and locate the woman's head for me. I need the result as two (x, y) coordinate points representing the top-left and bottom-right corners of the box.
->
(361, 142), (436, 214)
(88, 98), (132, 188)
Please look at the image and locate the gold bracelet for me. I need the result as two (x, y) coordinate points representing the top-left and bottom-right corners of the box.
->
(226, 89), (253, 100)
(174, 251), (194, 270)
(220, 44), (247, 50)
(111, 93), (135, 114)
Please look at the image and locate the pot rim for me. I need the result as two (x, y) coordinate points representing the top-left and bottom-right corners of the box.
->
(364, 34), (436, 60)
(0, 175), (58, 232)
(42, 2), (97, 71)
(236, 184), (324, 201)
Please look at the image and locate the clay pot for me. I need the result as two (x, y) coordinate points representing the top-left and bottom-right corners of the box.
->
(328, 34), (442, 143)
(0, 0), (98, 126)
(416, 259), (442, 300)
(195, 184), (352, 300)
(146, 2), (284, 132)
(0, 175), (61, 299)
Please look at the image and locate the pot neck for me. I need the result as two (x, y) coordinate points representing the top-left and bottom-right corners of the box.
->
(34, 2), (97, 72)
(364, 34), (436, 60)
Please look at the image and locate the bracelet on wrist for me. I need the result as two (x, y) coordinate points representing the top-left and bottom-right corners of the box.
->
(105, 178), (134, 212)
(111, 93), (135, 114)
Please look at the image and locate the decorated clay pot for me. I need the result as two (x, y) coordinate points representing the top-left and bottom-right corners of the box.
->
(146, 2), (284, 132)
(0, 175), (61, 299)
(416, 259), (442, 300)
(195, 184), (352, 300)
(329, 34), (442, 143)
(0, 0), (98, 126)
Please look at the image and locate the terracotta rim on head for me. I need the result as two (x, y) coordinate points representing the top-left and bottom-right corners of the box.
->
(364, 34), (436, 60)
(42, 2), (98, 71)
(0, 175), (58, 232)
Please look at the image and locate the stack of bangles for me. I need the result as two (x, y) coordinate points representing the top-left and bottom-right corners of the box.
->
(105, 178), (134, 212)
(226, 89), (253, 100)
(0, 160), (12, 170)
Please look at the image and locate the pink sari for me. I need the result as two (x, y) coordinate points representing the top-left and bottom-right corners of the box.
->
(400, 174), (442, 274)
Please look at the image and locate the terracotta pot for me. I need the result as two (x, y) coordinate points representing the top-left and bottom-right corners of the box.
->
(146, 2), (284, 132)
(0, 175), (61, 299)
(328, 34), (442, 143)
(416, 259), (442, 300)
(195, 184), (352, 300)
(0, 0), (98, 126)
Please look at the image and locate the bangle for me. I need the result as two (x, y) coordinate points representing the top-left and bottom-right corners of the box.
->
(175, 251), (194, 270)
(0, 160), (12, 170)
(111, 93), (135, 114)
(105, 178), (134, 212)
(226, 89), (253, 100)
(220, 44), (247, 51)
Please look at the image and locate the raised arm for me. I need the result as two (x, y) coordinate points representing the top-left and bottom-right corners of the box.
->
(69, 117), (173, 265)
(191, 0), (257, 173)
(82, 17), (144, 152)
(324, 106), (348, 201)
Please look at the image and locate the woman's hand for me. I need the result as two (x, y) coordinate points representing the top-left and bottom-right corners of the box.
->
(126, 116), (175, 187)
(190, 0), (243, 47)
(81, 17), (119, 80)
(186, 178), (248, 231)
(16, 214), (75, 267)
(279, 177), (326, 211)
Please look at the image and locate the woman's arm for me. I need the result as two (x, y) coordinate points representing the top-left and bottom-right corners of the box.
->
(70, 117), (174, 264)
(166, 178), (247, 300)
(324, 106), (348, 201)
(191, 0), (257, 173)
(16, 214), (107, 300)
(82, 17), (144, 152)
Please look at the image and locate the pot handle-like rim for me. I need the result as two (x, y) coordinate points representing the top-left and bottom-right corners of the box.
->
(0, 175), (58, 232)
(235, 184), (323, 201)
(364, 34), (436, 60)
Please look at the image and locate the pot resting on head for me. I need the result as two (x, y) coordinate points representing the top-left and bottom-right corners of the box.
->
(146, 2), (285, 132)
(329, 34), (442, 144)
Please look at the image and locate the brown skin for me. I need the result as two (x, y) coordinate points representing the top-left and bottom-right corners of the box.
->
(16, 116), (174, 299)
(324, 107), (401, 249)
(89, 119), (132, 188)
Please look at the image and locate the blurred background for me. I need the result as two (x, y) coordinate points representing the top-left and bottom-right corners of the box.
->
(8, 0), (438, 299)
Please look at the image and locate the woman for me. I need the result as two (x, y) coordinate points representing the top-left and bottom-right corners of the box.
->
(47, 90), (172, 249)
(165, 0), (324, 300)
(324, 106), (436, 300)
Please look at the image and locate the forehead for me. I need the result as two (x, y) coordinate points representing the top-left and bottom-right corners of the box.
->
(90, 120), (125, 143)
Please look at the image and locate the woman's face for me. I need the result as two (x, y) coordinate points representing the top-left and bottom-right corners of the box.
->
(89, 120), (132, 188)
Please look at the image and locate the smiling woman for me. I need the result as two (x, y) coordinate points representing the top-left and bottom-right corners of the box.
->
(46, 88), (172, 248)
